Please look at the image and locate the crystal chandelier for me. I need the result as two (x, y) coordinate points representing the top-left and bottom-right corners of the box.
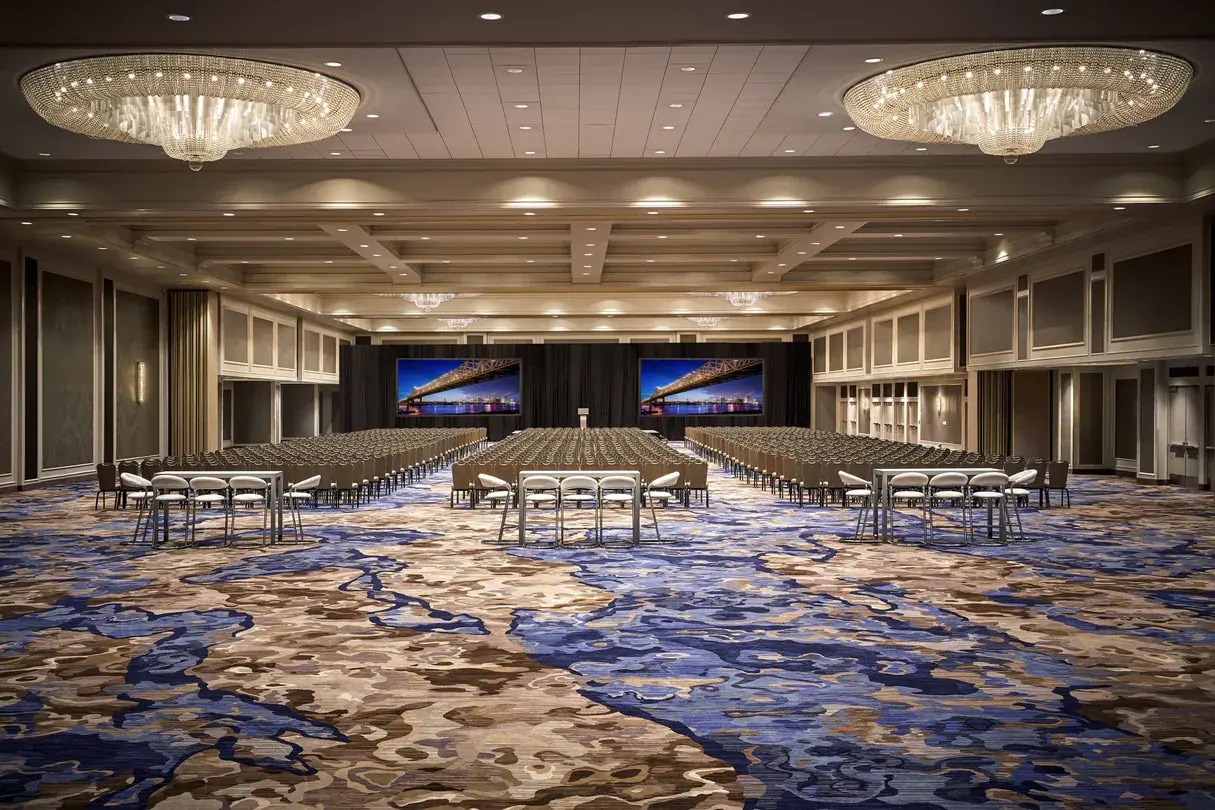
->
(436, 318), (479, 329)
(713, 291), (779, 309)
(21, 54), (360, 169)
(843, 47), (1192, 160)
(687, 316), (726, 328)
(379, 293), (480, 312)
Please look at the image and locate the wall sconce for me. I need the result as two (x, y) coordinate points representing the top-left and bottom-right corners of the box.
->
(136, 361), (147, 404)
(936, 394), (945, 417)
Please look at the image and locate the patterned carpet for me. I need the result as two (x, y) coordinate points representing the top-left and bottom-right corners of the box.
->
(1, 455), (1213, 808)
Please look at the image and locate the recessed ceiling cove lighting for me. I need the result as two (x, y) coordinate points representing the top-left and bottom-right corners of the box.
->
(726, 12), (751, 19)
(324, 61), (342, 68)
(480, 12), (502, 20)
(803, 209), (814, 213)
(1041, 7), (1064, 14)
(167, 14), (191, 22)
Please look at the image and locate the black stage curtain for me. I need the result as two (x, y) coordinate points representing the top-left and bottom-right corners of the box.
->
(340, 342), (811, 441)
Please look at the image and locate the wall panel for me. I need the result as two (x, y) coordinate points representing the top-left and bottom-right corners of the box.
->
(970, 289), (1015, 356)
(1111, 244), (1192, 339)
(922, 305), (951, 361)
(921, 384), (963, 446)
(1115, 378), (1137, 460)
(41, 271), (95, 470)
(115, 290), (160, 459)
(872, 320), (893, 366)
(0, 261), (11, 476)
(1032, 271), (1086, 348)
(845, 327), (864, 370)
(896, 313), (920, 364)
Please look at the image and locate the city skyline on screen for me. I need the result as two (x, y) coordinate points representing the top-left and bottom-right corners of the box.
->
(397, 358), (521, 416)
(639, 358), (763, 416)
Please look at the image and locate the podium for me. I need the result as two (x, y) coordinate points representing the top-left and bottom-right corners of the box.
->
(577, 407), (589, 430)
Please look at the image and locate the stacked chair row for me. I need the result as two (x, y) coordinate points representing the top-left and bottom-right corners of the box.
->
(451, 427), (708, 508)
(685, 426), (1071, 508)
(96, 428), (487, 511)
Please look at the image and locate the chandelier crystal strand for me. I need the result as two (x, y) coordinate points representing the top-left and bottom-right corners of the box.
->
(843, 47), (1192, 158)
(715, 291), (770, 309)
(687, 316), (726, 328)
(21, 54), (360, 167)
(437, 318), (479, 329)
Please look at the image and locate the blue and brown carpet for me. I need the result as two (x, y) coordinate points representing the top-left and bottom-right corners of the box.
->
(0, 461), (1212, 808)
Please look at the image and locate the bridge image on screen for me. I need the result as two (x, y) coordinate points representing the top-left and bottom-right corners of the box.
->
(397, 358), (521, 416)
(640, 358), (763, 416)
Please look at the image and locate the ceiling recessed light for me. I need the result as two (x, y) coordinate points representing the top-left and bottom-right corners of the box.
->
(817, 111), (833, 117)
(324, 61), (342, 68)
(38, 152), (50, 157)
(1205, 119), (1215, 124)
(935, 256), (943, 260)
(222, 212), (234, 216)
(67, 212), (79, 217)
(797, 251), (806, 255)
(519, 125), (532, 130)
(958, 208), (970, 212)
(1041, 8), (1065, 15)
(442, 259), (451, 263)
(811, 241), (821, 245)
(524, 150), (536, 155)
(842, 126), (856, 131)
(730, 259), (738, 262)
(359, 243), (369, 248)
(778, 263), (786, 267)
(668, 103), (684, 108)
(784, 149), (797, 153)
(480, 12), (502, 20)
(337, 228), (348, 232)
(864, 57), (883, 64)
(186, 237), (196, 241)
(895, 233), (904, 237)
(584, 253), (593, 256)
(527, 259), (535, 263)
(994, 232), (1004, 236)
(1114, 205), (1127, 210)
(584, 265), (592, 269)
(523, 211), (536, 216)
(654, 150), (666, 154)
(681, 66), (697, 72)
(647, 211), (659, 215)
(60, 234), (71, 239)
(157, 265), (164, 269)
(373, 211), (385, 216)
(20, 221), (31, 225)
(340, 127), (353, 133)
(658, 235), (667, 239)
(915, 147), (929, 151)
(834, 225), (845, 229)
(365, 113), (379, 119)
(849, 257), (857, 261)
(726, 12), (751, 19)
(285, 237), (294, 241)
(330, 151), (342, 156)
(518, 236), (529, 240)
(803, 209), (814, 213)
(587, 227), (597, 231)
(586, 243), (595, 247)
(1148, 144), (1160, 149)
(756, 234), (765, 238)
(646, 259), (654, 263)
(506, 68), (524, 74)
(515, 104), (529, 109)
(166, 13), (190, 22)
(179, 272), (188, 277)
(662, 125), (675, 130)
(325, 260), (334, 263)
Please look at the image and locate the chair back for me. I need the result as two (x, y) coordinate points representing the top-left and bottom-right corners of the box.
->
(292, 474), (322, 492)
(969, 472), (1009, 488)
(838, 470), (868, 487)
(478, 473), (509, 490)
(648, 471), (680, 489)
(229, 475), (270, 491)
(190, 476), (229, 493)
(96, 463), (118, 489)
(929, 472), (967, 488)
(889, 472), (929, 487)
(120, 472), (152, 490)
(150, 474), (191, 492)
(1008, 469), (1038, 487)
(521, 475), (560, 492)
(560, 475), (599, 493)
(1047, 461), (1070, 488)
(598, 475), (637, 493)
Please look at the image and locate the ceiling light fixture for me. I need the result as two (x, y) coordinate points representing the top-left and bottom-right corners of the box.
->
(22, 54), (360, 169)
(1148, 144), (1160, 149)
(519, 125), (531, 130)
(1113, 205), (1127, 210)
(726, 12), (751, 20)
(681, 66), (697, 72)
(669, 103), (683, 108)
(843, 46), (1192, 160)
(166, 13), (191, 22)
(381, 292), (479, 311)
(524, 150), (536, 155)
(20, 221), (32, 225)
(865, 58), (884, 64)
(654, 150), (666, 154)
(373, 211), (385, 216)
(1041, 8), (1064, 15)
(506, 68), (524, 74)
(784, 149), (796, 153)
(480, 12), (502, 20)
(365, 113), (379, 119)
(67, 212), (79, 217)
(330, 151), (342, 156)
(523, 211), (536, 215)
(710, 291), (786, 309)
(324, 61), (342, 68)
(515, 104), (528, 108)
(818, 111), (833, 117)
(341, 127), (353, 132)
(437, 317), (479, 329)
(662, 125), (675, 130)
(688, 316), (725, 327)
(842, 126), (856, 131)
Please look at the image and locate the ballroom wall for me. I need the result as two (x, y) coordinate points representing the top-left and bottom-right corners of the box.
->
(341, 342), (811, 441)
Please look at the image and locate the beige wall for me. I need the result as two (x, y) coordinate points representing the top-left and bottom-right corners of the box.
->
(1012, 370), (1052, 459)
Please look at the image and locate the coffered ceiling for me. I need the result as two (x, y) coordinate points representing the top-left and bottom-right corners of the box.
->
(1, 0), (1213, 336)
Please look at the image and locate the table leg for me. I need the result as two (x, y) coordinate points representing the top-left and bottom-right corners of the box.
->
(632, 478), (641, 544)
(273, 476), (283, 545)
(517, 476), (527, 544)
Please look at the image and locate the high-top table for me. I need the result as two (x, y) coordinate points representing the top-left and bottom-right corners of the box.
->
(518, 469), (641, 545)
(871, 467), (1002, 543)
(158, 470), (285, 545)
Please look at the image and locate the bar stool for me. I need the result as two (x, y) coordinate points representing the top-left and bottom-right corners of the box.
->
(476, 473), (514, 544)
(888, 472), (931, 543)
(520, 475), (560, 545)
(149, 474), (192, 546)
(119, 472), (155, 545)
(283, 474), (322, 543)
(558, 475), (601, 547)
(228, 475), (271, 546)
(598, 475), (639, 547)
(968, 471), (1011, 544)
(838, 471), (877, 543)
(188, 476), (231, 546)
(642, 472), (680, 544)
(927, 472), (969, 544)
(1005, 469), (1039, 541)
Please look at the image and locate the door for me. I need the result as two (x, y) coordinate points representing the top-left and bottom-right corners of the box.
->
(1206, 385), (1213, 490)
(1167, 385), (1200, 487)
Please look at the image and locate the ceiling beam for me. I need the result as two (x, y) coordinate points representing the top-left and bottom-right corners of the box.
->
(319, 224), (419, 284)
(572, 222), (611, 284)
(752, 221), (865, 281)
